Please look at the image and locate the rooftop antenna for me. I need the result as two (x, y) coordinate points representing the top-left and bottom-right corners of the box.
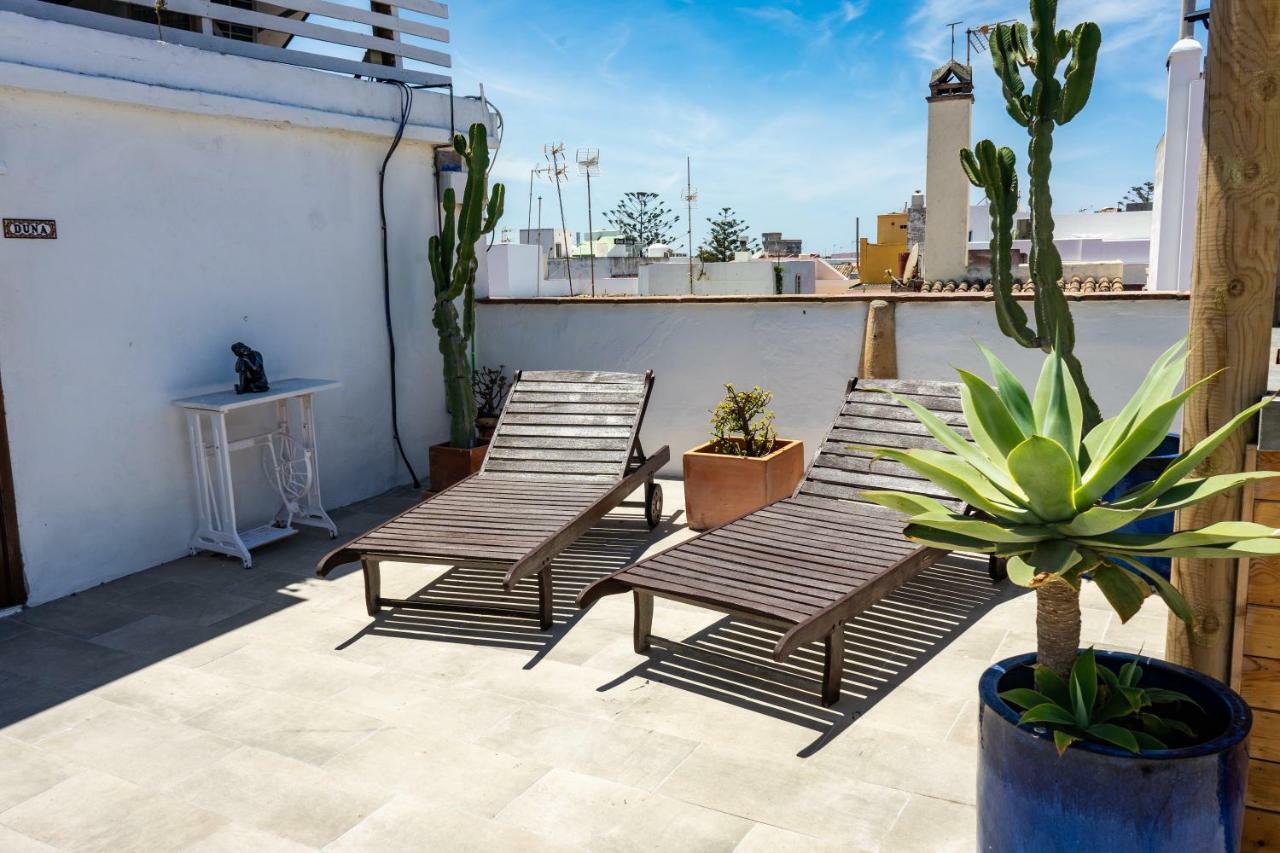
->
(527, 163), (554, 234)
(965, 20), (1013, 65)
(576, 148), (600, 297)
(947, 20), (963, 61)
(544, 143), (573, 296)
(682, 156), (697, 292)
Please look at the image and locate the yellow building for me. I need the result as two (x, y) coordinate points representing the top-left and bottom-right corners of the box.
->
(857, 212), (909, 284)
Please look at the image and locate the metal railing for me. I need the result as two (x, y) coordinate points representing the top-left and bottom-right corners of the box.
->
(1, 0), (450, 86)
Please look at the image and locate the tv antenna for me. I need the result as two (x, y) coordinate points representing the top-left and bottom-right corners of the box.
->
(946, 20), (963, 61)
(527, 163), (555, 233)
(966, 20), (1014, 65)
(682, 156), (697, 292)
(576, 148), (600, 296)
(544, 143), (573, 296)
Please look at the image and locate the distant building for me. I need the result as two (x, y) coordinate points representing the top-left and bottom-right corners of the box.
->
(519, 228), (573, 258)
(761, 232), (802, 256)
(858, 208), (911, 285)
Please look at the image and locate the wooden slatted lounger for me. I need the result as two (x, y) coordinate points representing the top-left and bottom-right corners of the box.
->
(317, 369), (670, 629)
(577, 378), (974, 706)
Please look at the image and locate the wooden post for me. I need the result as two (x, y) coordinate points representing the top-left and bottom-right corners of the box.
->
(859, 299), (898, 379)
(1168, 0), (1280, 680)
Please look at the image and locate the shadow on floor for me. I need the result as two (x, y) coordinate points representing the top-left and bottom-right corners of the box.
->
(334, 502), (680, 667)
(593, 554), (1025, 756)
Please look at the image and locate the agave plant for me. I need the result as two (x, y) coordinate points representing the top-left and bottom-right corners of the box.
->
(858, 340), (1280, 676)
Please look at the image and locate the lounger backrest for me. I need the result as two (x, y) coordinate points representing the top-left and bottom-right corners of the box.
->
(796, 378), (968, 511)
(480, 369), (653, 483)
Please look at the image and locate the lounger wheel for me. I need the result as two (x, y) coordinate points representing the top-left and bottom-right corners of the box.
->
(988, 555), (1007, 583)
(644, 482), (663, 530)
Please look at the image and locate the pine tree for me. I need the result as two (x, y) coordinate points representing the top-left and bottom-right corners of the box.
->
(698, 208), (758, 262)
(602, 192), (679, 254)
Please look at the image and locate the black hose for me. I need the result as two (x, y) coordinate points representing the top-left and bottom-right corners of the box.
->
(378, 80), (421, 488)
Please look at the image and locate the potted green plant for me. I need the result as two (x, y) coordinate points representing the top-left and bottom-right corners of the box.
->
(683, 384), (804, 530)
(855, 4), (1277, 848)
(427, 123), (505, 493)
(472, 364), (511, 442)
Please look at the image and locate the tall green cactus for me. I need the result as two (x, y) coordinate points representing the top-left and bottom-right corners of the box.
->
(429, 123), (505, 449)
(960, 0), (1103, 431)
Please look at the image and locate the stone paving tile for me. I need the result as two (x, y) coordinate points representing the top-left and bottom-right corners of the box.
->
(880, 794), (977, 853)
(323, 726), (550, 817)
(37, 706), (238, 787)
(657, 744), (910, 847)
(0, 736), (79, 813)
(93, 579), (260, 625)
(475, 704), (699, 790)
(0, 824), (59, 852)
(185, 686), (385, 765)
(184, 822), (317, 853)
(326, 793), (579, 853)
(325, 669), (525, 741)
(14, 592), (149, 639)
(91, 661), (256, 722)
(0, 685), (121, 745)
(171, 746), (390, 848)
(0, 770), (227, 853)
(0, 628), (140, 687)
(731, 824), (861, 853)
(496, 768), (752, 853)
(196, 639), (381, 701)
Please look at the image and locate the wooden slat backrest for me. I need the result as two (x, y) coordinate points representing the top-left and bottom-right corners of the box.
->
(480, 370), (652, 483)
(796, 378), (968, 510)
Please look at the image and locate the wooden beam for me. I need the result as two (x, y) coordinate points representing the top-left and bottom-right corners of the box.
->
(1168, 0), (1280, 680)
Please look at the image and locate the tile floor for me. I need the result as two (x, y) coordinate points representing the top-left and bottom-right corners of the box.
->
(0, 480), (1167, 851)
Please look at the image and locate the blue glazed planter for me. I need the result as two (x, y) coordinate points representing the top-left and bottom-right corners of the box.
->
(978, 651), (1251, 852)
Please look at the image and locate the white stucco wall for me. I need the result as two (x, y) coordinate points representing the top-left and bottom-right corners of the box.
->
(476, 295), (1190, 478)
(0, 15), (483, 603)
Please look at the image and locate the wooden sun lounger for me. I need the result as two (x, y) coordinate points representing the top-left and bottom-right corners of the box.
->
(577, 378), (971, 705)
(317, 369), (670, 629)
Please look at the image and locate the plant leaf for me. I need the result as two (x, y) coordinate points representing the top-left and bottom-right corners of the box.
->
(1076, 370), (1224, 507)
(1000, 688), (1052, 710)
(858, 490), (954, 518)
(1054, 729), (1081, 755)
(851, 446), (1031, 522)
(899, 512), (1053, 544)
(1091, 563), (1151, 623)
(1087, 723), (1141, 753)
(1006, 555), (1035, 587)
(1118, 472), (1280, 518)
(1034, 665), (1071, 707)
(1115, 556), (1195, 625)
(957, 369), (1027, 459)
(1070, 648), (1098, 726)
(1084, 521), (1280, 551)
(977, 343), (1035, 434)
(1007, 436), (1078, 522)
(1121, 397), (1278, 505)
(1018, 703), (1079, 727)
(1133, 731), (1169, 751)
(1083, 340), (1187, 469)
(1053, 505), (1149, 537)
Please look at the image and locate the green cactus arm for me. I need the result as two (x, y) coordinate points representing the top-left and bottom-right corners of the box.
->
(990, 25), (1030, 126)
(1059, 22), (1101, 124)
(959, 148), (985, 187)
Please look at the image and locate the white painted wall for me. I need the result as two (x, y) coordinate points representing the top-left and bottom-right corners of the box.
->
(476, 297), (1190, 478)
(0, 15), (485, 603)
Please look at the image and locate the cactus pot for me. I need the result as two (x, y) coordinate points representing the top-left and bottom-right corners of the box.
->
(682, 439), (804, 531)
(428, 441), (488, 493)
(978, 651), (1251, 852)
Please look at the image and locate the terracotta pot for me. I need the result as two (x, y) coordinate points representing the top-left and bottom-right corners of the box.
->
(682, 438), (804, 531)
(428, 441), (488, 493)
(476, 415), (500, 442)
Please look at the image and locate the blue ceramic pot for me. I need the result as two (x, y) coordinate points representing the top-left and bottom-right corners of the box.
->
(1102, 433), (1181, 578)
(978, 651), (1251, 852)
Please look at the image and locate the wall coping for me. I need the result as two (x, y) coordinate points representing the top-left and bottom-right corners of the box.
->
(0, 10), (487, 144)
(479, 291), (1191, 306)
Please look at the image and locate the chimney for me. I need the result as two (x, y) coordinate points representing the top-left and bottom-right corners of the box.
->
(922, 60), (974, 281)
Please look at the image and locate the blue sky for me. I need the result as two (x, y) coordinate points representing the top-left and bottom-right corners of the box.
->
(446, 1), (1197, 254)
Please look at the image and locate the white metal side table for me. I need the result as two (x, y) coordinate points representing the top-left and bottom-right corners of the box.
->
(174, 378), (340, 567)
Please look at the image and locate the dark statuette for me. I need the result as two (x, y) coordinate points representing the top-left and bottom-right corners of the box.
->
(231, 342), (269, 394)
